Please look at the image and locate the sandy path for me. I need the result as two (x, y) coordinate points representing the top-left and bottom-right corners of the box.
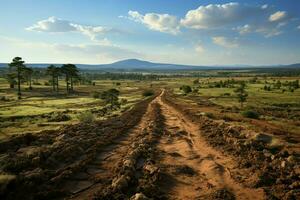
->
(156, 91), (265, 200)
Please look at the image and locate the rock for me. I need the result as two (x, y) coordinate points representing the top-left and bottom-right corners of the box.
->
(253, 133), (272, 143)
(123, 159), (135, 170)
(226, 126), (240, 138)
(32, 156), (40, 165)
(271, 155), (276, 160)
(130, 193), (150, 200)
(143, 164), (159, 175)
(263, 149), (272, 158)
(289, 181), (300, 189)
(23, 168), (44, 181)
(287, 155), (297, 164)
(0, 174), (16, 194)
(111, 175), (129, 191)
(281, 161), (286, 169)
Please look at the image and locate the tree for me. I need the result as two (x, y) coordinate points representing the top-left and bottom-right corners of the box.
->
(234, 82), (248, 108)
(61, 64), (79, 94)
(46, 65), (59, 92)
(23, 67), (33, 90)
(55, 66), (61, 92)
(6, 73), (16, 88)
(33, 70), (40, 83)
(180, 85), (192, 94)
(9, 57), (26, 99)
(101, 89), (120, 110)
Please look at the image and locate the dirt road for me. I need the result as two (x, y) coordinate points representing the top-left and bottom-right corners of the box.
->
(2, 90), (299, 199)
(155, 90), (265, 199)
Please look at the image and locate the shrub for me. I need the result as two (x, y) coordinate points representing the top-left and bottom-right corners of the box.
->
(142, 90), (154, 97)
(77, 111), (95, 123)
(241, 110), (260, 119)
(180, 85), (192, 94)
(222, 93), (231, 96)
(92, 91), (100, 98)
(48, 113), (71, 122)
(205, 112), (215, 119)
(0, 96), (9, 101)
(120, 98), (128, 105)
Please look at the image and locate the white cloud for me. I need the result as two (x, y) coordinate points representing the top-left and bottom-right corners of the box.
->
(0, 35), (141, 64)
(212, 36), (239, 48)
(236, 24), (252, 34)
(298, 25), (300, 29)
(53, 43), (142, 62)
(27, 16), (113, 41)
(261, 4), (268, 10)
(181, 2), (264, 29)
(195, 43), (205, 53)
(269, 11), (287, 22)
(128, 10), (180, 35)
(26, 16), (76, 32)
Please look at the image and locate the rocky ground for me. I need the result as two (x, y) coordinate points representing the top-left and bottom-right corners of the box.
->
(0, 90), (300, 200)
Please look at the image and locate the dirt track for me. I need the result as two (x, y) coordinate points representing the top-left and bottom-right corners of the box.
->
(1, 90), (299, 200)
(156, 91), (265, 200)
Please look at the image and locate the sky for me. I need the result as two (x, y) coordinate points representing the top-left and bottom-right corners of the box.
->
(0, 0), (300, 66)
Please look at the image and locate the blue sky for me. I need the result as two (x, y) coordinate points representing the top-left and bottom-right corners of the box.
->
(0, 0), (299, 65)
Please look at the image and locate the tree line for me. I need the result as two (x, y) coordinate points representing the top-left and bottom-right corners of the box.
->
(7, 57), (79, 99)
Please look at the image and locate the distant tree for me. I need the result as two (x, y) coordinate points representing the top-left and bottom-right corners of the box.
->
(6, 73), (16, 88)
(275, 80), (281, 89)
(33, 70), (42, 83)
(180, 85), (192, 94)
(193, 79), (200, 85)
(9, 57), (26, 99)
(23, 67), (33, 90)
(101, 89), (120, 110)
(47, 65), (59, 92)
(61, 64), (79, 93)
(234, 82), (248, 108)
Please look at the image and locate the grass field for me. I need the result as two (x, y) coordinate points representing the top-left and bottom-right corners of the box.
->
(0, 79), (154, 139)
(1, 75), (299, 140)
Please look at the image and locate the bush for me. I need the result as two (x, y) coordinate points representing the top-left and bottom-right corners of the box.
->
(241, 110), (260, 119)
(92, 92), (100, 98)
(222, 93), (231, 96)
(120, 98), (128, 105)
(48, 113), (71, 122)
(180, 85), (192, 94)
(142, 90), (154, 97)
(77, 111), (95, 123)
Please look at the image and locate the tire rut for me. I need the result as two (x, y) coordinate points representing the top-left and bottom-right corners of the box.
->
(156, 90), (265, 200)
(64, 97), (158, 200)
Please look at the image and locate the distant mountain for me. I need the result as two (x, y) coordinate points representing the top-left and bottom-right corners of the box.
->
(97, 59), (212, 70)
(1, 59), (300, 71)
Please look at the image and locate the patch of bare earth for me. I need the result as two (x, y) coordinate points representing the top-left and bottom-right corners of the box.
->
(156, 91), (265, 200)
(162, 90), (300, 199)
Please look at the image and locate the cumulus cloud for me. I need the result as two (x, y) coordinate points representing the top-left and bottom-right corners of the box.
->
(127, 10), (180, 34)
(212, 36), (239, 48)
(180, 2), (264, 29)
(27, 16), (113, 41)
(298, 25), (300, 29)
(26, 17), (75, 32)
(269, 11), (287, 22)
